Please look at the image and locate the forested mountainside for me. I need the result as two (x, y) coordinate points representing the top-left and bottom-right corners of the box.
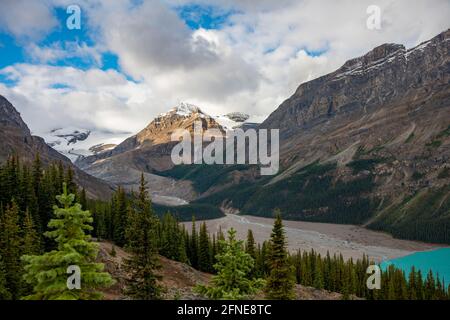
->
(158, 30), (450, 244)
(1, 158), (448, 300)
(8, 30), (446, 244)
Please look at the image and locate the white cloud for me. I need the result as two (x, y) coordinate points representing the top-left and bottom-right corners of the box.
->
(1, 0), (449, 137)
(26, 41), (103, 66)
(0, 64), (159, 134)
(0, 0), (58, 41)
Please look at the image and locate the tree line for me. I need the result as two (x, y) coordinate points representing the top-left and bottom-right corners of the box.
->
(0, 155), (448, 300)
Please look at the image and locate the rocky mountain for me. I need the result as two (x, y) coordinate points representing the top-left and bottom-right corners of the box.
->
(164, 30), (450, 244)
(40, 127), (130, 162)
(0, 95), (114, 199)
(75, 102), (228, 205)
(73, 29), (449, 243)
(213, 112), (254, 130)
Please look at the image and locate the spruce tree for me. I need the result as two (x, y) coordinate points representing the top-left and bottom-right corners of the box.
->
(0, 201), (23, 299)
(408, 267), (417, 300)
(21, 184), (114, 300)
(112, 187), (128, 246)
(190, 216), (199, 268)
(22, 209), (41, 255)
(123, 173), (162, 300)
(245, 229), (257, 278)
(313, 258), (324, 290)
(264, 211), (295, 300)
(0, 254), (12, 300)
(79, 188), (87, 210)
(65, 166), (77, 195)
(196, 228), (264, 299)
(198, 222), (212, 272)
(245, 229), (256, 259)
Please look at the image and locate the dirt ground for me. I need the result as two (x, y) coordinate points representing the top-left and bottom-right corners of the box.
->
(97, 241), (354, 300)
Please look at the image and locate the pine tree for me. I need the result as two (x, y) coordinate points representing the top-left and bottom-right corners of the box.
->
(190, 216), (199, 268)
(198, 222), (212, 272)
(65, 166), (77, 195)
(79, 188), (87, 210)
(178, 228), (188, 264)
(19, 165), (40, 232)
(246, 229), (257, 278)
(112, 187), (128, 246)
(424, 271), (436, 300)
(245, 229), (256, 259)
(22, 209), (41, 255)
(123, 174), (162, 300)
(313, 258), (324, 290)
(264, 211), (295, 300)
(195, 228), (264, 299)
(159, 213), (187, 263)
(0, 201), (23, 299)
(408, 267), (417, 300)
(21, 184), (114, 300)
(0, 254), (12, 300)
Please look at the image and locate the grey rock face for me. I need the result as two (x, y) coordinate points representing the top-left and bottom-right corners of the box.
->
(261, 29), (450, 139)
(224, 112), (250, 123)
(0, 95), (31, 135)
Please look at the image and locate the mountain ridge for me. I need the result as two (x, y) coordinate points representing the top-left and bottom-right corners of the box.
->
(0, 95), (114, 199)
(67, 29), (450, 242)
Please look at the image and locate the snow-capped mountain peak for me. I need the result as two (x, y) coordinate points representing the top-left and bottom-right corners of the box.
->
(41, 127), (131, 162)
(172, 102), (202, 116)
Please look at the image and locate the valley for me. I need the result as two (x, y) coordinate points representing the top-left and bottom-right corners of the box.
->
(0, 0), (449, 304)
(67, 29), (450, 245)
(182, 213), (441, 262)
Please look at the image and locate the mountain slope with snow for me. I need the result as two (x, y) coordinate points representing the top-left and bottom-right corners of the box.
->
(40, 127), (132, 162)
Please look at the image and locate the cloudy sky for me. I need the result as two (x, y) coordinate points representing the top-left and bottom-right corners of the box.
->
(0, 0), (449, 136)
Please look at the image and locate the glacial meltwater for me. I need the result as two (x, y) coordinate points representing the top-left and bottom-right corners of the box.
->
(380, 248), (450, 284)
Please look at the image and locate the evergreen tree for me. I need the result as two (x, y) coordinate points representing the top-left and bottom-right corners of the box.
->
(189, 216), (199, 268)
(408, 267), (417, 300)
(198, 222), (212, 272)
(245, 229), (257, 278)
(196, 228), (264, 299)
(123, 174), (162, 300)
(79, 188), (87, 210)
(424, 271), (436, 300)
(22, 209), (41, 255)
(313, 258), (324, 290)
(245, 229), (256, 259)
(111, 187), (128, 246)
(0, 254), (12, 300)
(21, 184), (114, 299)
(265, 211), (295, 300)
(65, 166), (77, 195)
(159, 213), (187, 263)
(0, 201), (23, 299)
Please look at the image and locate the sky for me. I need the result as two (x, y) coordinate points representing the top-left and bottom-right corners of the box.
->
(0, 0), (449, 136)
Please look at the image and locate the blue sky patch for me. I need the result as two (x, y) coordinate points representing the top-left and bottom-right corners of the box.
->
(177, 4), (236, 30)
(0, 33), (25, 69)
(0, 71), (19, 88)
(50, 83), (72, 90)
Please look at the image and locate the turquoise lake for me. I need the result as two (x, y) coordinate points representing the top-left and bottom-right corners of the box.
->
(380, 248), (450, 284)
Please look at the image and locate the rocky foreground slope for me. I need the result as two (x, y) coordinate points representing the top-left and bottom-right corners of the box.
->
(97, 241), (352, 300)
